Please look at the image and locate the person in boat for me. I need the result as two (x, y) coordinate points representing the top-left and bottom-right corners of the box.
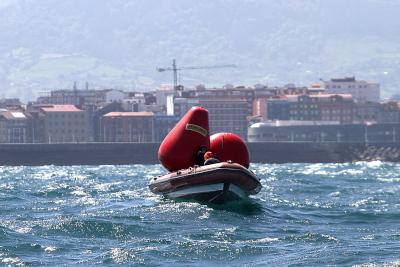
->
(204, 151), (220, 165)
(194, 146), (208, 165)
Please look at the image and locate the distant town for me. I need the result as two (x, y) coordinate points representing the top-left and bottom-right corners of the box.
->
(0, 76), (399, 144)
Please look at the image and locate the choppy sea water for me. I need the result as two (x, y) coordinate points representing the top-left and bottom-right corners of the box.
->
(0, 162), (399, 266)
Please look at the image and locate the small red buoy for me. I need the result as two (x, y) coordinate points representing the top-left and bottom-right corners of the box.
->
(158, 106), (210, 172)
(210, 132), (250, 168)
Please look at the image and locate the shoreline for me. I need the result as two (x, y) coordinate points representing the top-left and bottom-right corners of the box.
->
(0, 142), (399, 166)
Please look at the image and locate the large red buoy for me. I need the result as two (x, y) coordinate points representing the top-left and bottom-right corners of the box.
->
(158, 106), (210, 172)
(210, 132), (250, 168)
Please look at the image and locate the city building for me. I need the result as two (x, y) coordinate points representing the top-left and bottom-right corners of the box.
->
(92, 102), (125, 142)
(172, 97), (200, 118)
(277, 84), (308, 96)
(252, 97), (268, 120)
(172, 86), (255, 139)
(199, 98), (249, 139)
(322, 77), (380, 103)
(1, 80), (394, 145)
(0, 110), (28, 143)
(41, 105), (90, 143)
(38, 89), (98, 105)
(289, 94), (354, 124)
(155, 88), (175, 107)
(354, 102), (380, 123)
(25, 104), (47, 143)
(172, 96), (249, 139)
(103, 89), (125, 103)
(253, 93), (354, 124)
(377, 101), (400, 123)
(266, 98), (291, 120)
(154, 115), (178, 142)
(0, 98), (22, 109)
(37, 89), (125, 106)
(248, 121), (400, 143)
(253, 97), (292, 121)
(122, 92), (164, 114)
(100, 112), (154, 142)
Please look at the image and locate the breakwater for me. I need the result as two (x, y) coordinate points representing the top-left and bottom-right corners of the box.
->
(0, 142), (399, 166)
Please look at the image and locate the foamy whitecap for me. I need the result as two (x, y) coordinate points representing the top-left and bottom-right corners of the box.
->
(72, 175), (88, 180)
(44, 246), (57, 252)
(33, 172), (57, 180)
(329, 191), (341, 197)
(225, 226), (238, 233)
(110, 248), (130, 263)
(361, 234), (375, 240)
(199, 212), (210, 219)
(366, 160), (384, 168)
(110, 189), (143, 199)
(377, 177), (400, 183)
(321, 234), (338, 242)
(77, 196), (98, 206)
(301, 163), (326, 175)
(136, 246), (158, 252)
(93, 182), (122, 191)
(352, 260), (400, 267)
(351, 198), (372, 208)
(71, 189), (88, 197)
(240, 237), (279, 244)
(335, 169), (364, 176)
(15, 227), (32, 234)
(1, 255), (25, 266)
(254, 237), (279, 243)
(0, 184), (14, 190)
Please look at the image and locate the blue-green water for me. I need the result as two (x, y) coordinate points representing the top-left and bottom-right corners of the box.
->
(0, 162), (399, 266)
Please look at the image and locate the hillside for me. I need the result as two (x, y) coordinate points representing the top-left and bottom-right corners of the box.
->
(1, 0), (400, 100)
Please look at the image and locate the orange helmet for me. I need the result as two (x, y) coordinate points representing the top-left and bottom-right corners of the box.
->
(204, 151), (214, 160)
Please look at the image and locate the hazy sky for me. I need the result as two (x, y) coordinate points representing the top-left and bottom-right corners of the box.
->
(1, 0), (399, 100)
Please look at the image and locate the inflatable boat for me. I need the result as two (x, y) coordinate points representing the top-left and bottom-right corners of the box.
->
(149, 161), (262, 204)
(150, 106), (262, 204)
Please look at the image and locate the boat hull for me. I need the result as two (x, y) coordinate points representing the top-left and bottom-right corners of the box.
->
(166, 182), (248, 203)
(149, 162), (262, 204)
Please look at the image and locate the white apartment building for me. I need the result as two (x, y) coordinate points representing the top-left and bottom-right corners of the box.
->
(322, 77), (380, 103)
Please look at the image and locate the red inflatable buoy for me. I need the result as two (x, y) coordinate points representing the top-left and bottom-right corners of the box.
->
(158, 106), (210, 172)
(210, 132), (250, 168)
